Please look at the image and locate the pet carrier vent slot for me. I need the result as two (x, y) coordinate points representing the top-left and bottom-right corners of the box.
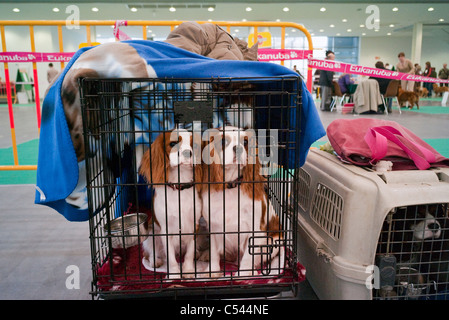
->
(297, 168), (311, 211)
(310, 183), (343, 240)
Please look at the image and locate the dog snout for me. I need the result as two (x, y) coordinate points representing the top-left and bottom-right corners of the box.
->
(233, 145), (244, 156)
(428, 222), (440, 232)
(182, 149), (193, 159)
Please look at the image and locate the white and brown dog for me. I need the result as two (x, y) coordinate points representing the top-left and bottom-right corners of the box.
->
(201, 126), (281, 277)
(139, 129), (202, 279)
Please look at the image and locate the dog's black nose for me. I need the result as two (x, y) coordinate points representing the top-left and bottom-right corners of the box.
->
(182, 150), (192, 158)
(233, 145), (244, 155)
(428, 223), (440, 231)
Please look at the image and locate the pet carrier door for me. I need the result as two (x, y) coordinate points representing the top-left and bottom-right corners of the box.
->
(374, 203), (449, 300)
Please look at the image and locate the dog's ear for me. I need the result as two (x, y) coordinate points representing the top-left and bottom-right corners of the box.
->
(139, 133), (169, 184)
(242, 156), (266, 200)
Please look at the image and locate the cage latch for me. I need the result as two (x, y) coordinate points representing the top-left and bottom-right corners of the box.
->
(248, 236), (278, 275)
(376, 255), (397, 298)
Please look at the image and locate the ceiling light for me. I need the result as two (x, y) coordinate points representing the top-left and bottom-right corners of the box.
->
(360, 24), (365, 28)
(320, 7), (326, 12)
(13, 8), (20, 12)
(329, 24), (335, 28)
(374, 29), (379, 32)
(389, 24), (395, 27)
(362, 33), (366, 36)
(130, 7), (138, 12)
(283, 7), (289, 12)
(208, 19), (213, 22)
(392, 7), (398, 12)
(347, 29), (352, 32)
(91, 7), (99, 12)
(428, 7), (434, 12)
(246, 7), (252, 12)
(336, 33), (341, 36)
(439, 18), (445, 22)
(147, 29), (152, 33)
(342, 19), (347, 22)
(276, 19), (281, 22)
(235, 29), (239, 33)
(387, 33), (391, 35)
(52, 8), (60, 12)
(208, 7), (214, 12)
(242, 19), (247, 22)
(169, 6), (176, 12)
(319, 29), (324, 32)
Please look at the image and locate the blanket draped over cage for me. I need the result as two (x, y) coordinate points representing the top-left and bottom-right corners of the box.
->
(34, 22), (325, 222)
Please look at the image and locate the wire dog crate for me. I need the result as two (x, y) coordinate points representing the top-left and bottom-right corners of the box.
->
(296, 149), (449, 300)
(79, 76), (305, 299)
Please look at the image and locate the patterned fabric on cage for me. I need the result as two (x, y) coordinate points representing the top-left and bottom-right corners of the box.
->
(35, 40), (325, 222)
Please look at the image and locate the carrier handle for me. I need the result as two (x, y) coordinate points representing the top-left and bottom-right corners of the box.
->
(364, 126), (435, 170)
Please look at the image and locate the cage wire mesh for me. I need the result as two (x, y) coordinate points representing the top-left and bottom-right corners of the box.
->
(374, 203), (449, 300)
(79, 76), (303, 298)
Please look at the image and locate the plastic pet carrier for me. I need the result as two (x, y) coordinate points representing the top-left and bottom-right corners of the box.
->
(296, 149), (449, 300)
(79, 76), (305, 299)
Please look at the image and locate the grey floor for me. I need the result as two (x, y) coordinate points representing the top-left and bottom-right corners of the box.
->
(1, 98), (448, 300)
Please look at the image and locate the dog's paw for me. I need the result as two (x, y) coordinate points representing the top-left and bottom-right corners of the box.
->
(237, 270), (255, 277)
(181, 270), (196, 279)
(202, 267), (223, 278)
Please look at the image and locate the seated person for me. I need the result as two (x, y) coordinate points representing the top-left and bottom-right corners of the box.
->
(369, 61), (392, 112)
(369, 61), (391, 95)
(337, 73), (354, 94)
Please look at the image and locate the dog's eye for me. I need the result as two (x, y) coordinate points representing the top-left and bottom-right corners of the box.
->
(169, 141), (178, 147)
(222, 138), (229, 148)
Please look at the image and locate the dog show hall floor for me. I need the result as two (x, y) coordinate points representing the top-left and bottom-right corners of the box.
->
(0, 96), (448, 300)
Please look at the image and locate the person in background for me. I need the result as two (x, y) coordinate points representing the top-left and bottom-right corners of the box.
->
(396, 52), (415, 91)
(414, 63), (422, 75)
(439, 63), (449, 88)
(293, 65), (300, 74)
(337, 73), (354, 95)
(47, 63), (59, 84)
(370, 61), (392, 112)
(422, 61), (434, 97)
(319, 50), (335, 111)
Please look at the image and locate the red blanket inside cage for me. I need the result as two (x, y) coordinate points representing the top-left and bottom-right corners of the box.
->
(96, 244), (305, 294)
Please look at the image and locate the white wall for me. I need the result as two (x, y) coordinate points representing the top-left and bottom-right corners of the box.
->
(360, 33), (449, 73)
(360, 36), (412, 70)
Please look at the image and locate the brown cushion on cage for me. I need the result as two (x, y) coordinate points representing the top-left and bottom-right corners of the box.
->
(164, 21), (258, 61)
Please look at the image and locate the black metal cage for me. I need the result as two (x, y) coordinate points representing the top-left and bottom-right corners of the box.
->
(374, 203), (449, 300)
(79, 77), (304, 299)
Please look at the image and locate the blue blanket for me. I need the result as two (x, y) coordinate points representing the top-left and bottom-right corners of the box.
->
(35, 40), (325, 221)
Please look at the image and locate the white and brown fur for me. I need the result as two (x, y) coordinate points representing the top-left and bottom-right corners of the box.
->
(139, 129), (202, 279)
(200, 126), (281, 277)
